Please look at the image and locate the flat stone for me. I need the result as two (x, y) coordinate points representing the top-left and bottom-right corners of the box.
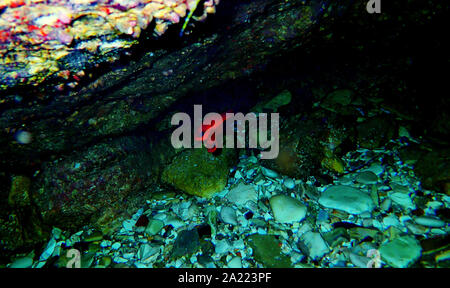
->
(283, 178), (295, 189)
(414, 216), (445, 228)
(220, 206), (238, 226)
(269, 195), (307, 224)
(247, 234), (291, 268)
(297, 231), (330, 260)
(227, 256), (242, 268)
(145, 219), (164, 236)
(389, 192), (416, 210)
(355, 171), (378, 184)
(261, 167), (279, 178)
(226, 182), (258, 206)
(318, 185), (375, 214)
(171, 229), (200, 259)
(364, 162), (384, 176)
(9, 256), (33, 268)
(379, 236), (422, 268)
(215, 239), (233, 254)
(383, 215), (400, 228)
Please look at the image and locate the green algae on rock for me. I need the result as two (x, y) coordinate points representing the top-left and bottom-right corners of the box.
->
(247, 234), (291, 268)
(162, 148), (237, 198)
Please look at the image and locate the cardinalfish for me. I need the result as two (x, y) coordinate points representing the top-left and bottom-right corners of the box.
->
(195, 111), (232, 153)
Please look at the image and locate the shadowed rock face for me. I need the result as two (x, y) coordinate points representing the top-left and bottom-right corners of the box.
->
(0, 0), (330, 168)
(1, 0), (447, 259)
(0, 0), (336, 248)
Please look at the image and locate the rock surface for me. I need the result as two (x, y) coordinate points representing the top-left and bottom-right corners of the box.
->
(162, 148), (237, 198)
(379, 236), (422, 268)
(319, 185), (375, 214)
(269, 195), (307, 224)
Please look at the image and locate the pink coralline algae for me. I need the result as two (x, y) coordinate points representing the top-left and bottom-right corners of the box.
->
(0, 0), (220, 90)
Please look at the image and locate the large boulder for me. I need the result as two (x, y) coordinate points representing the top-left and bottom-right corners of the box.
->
(162, 148), (237, 198)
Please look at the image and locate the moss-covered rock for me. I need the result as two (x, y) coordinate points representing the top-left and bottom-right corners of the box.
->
(247, 234), (292, 268)
(162, 148), (237, 198)
(357, 116), (397, 149)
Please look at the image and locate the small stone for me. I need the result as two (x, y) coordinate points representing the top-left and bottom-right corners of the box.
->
(364, 162), (384, 176)
(113, 256), (128, 264)
(165, 215), (186, 229)
(414, 216), (445, 228)
(355, 171), (378, 184)
(100, 240), (111, 248)
(171, 229), (200, 259)
(318, 185), (375, 214)
(349, 253), (371, 268)
(405, 222), (429, 235)
(323, 227), (349, 247)
(389, 192), (416, 210)
(283, 178), (295, 189)
(261, 167), (279, 178)
(220, 206), (238, 226)
(383, 215), (400, 229)
(215, 239), (233, 254)
(122, 219), (136, 231)
(297, 231), (330, 260)
(138, 244), (159, 262)
(226, 182), (258, 206)
(269, 195), (307, 224)
(111, 242), (121, 250)
(380, 199), (392, 211)
(145, 219), (164, 236)
(227, 256), (242, 268)
(379, 236), (422, 268)
(247, 234), (291, 268)
(9, 256), (33, 268)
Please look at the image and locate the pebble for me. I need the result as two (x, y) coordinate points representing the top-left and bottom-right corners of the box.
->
(138, 244), (159, 262)
(227, 256), (242, 268)
(226, 182), (258, 206)
(9, 256), (33, 268)
(100, 240), (112, 248)
(380, 198), (392, 211)
(113, 256), (128, 264)
(111, 242), (121, 250)
(405, 222), (429, 235)
(378, 236), (422, 268)
(171, 229), (200, 259)
(165, 215), (186, 229)
(269, 195), (307, 224)
(145, 219), (165, 236)
(220, 206), (238, 226)
(247, 234), (291, 268)
(389, 192), (416, 210)
(214, 239), (233, 254)
(297, 231), (330, 260)
(283, 178), (295, 189)
(414, 216), (445, 228)
(355, 171), (378, 184)
(364, 162), (384, 176)
(382, 215), (400, 229)
(261, 167), (279, 178)
(122, 219), (136, 231)
(348, 253), (371, 268)
(318, 185), (375, 214)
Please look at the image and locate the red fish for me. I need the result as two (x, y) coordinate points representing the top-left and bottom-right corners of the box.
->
(195, 111), (232, 153)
